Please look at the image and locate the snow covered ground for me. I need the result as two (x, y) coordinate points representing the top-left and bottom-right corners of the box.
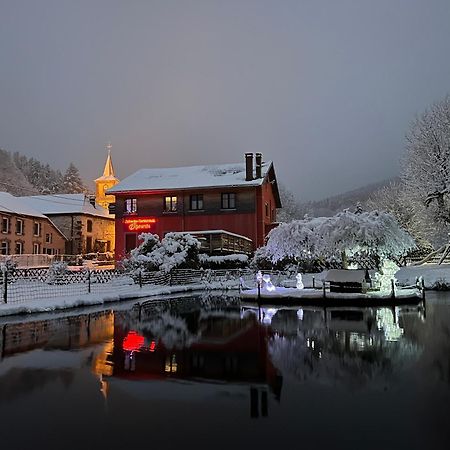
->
(0, 283), (207, 318)
(395, 264), (450, 289)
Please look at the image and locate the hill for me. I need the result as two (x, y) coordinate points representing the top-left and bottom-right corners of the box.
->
(299, 178), (397, 217)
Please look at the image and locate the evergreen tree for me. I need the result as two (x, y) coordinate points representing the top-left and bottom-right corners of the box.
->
(62, 163), (86, 193)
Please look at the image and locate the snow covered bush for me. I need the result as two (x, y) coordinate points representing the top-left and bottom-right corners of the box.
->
(262, 210), (416, 268)
(0, 258), (17, 274)
(157, 232), (201, 272)
(45, 261), (68, 284)
(123, 232), (201, 273)
(199, 253), (249, 269)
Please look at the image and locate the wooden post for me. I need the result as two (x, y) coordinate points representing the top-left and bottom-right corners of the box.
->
(312, 276), (315, 289)
(322, 281), (326, 298)
(390, 279), (395, 299)
(87, 270), (91, 294)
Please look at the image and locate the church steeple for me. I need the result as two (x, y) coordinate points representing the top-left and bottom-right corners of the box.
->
(95, 143), (119, 210)
(102, 143), (115, 178)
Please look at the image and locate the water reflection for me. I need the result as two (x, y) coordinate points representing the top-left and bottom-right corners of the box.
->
(0, 293), (449, 449)
(100, 297), (283, 418)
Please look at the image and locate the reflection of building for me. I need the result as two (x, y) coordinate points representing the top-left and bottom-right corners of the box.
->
(108, 153), (281, 259)
(99, 310), (282, 417)
(0, 310), (114, 358)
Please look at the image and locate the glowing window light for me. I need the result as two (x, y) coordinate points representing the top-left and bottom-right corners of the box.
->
(165, 354), (178, 373)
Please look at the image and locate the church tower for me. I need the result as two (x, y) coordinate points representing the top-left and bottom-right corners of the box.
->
(95, 143), (119, 209)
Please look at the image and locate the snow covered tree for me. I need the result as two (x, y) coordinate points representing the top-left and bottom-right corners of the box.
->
(262, 210), (416, 268)
(62, 163), (86, 193)
(402, 95), (450, 245)
(276, 183), (304, 222)
(125, 232), (201, 272)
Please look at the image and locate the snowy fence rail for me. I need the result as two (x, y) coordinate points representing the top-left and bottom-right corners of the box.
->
(1, 267), (297, 304)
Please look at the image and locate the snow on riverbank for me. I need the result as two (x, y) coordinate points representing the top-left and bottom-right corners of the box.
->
(395, 264), (450, 289)
(0, 283), (207, 318)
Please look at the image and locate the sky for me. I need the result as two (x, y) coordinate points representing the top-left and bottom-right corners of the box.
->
(1, 0), (450, 201)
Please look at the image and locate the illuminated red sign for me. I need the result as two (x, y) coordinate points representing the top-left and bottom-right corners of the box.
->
(123, 217), (156, 232)
(123, 331), (145, 352)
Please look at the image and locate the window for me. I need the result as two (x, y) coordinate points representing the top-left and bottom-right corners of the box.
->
(125, 198), (137, 214)
(221, 193), (236, 209)
(15, 241), (23, 255)
(1, 217), (9, 233)
(33, 243), (40, 254)
(189, 194), (203, 211)
(45, 233), (53, 244)
(87, 220), (93, 233)
(0, 241), (8, 255)
(164, 196), (177, 212)
(33, 222), (41, 236)
(16, 219), (23, 235)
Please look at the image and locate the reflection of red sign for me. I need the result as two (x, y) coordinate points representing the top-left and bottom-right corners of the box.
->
(123, 217), (156, 232)
(123, 331), (145, 351)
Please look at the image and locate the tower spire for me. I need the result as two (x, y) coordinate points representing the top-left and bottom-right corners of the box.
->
(102, 142), (115, 178)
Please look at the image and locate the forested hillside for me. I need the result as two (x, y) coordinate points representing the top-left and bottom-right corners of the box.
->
(0, 148), (86, 195)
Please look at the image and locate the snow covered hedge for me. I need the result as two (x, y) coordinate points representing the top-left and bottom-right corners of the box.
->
(198, 253), (249, 269)
(261, 210), (416, 267)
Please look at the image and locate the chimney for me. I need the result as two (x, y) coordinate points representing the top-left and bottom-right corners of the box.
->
(255, 153), (262, 178)
(245, 152), (254, 181)
(88, 195), (96, 208)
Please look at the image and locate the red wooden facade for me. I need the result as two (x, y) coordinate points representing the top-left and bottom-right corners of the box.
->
(109, 156), (281, 259)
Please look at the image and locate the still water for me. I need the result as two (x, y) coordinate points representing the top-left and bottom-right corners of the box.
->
(0, 292), (449, 450)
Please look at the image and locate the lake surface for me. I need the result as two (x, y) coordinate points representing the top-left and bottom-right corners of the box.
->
(0, 291), (449, 450)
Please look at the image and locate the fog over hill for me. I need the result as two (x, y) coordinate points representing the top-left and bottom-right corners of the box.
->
(298, 178), (397, 217)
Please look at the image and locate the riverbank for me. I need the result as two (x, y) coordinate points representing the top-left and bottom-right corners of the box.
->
(0, 283), (207, 317)
(395, 263), (450, 289)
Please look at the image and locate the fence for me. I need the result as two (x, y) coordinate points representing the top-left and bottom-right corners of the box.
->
(1, 267), (294, 305)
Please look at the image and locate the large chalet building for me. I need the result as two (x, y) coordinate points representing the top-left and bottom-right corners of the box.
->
(108, 153), (281, 259)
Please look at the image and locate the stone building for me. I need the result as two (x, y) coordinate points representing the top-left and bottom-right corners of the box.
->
(20, 194), (115, 255)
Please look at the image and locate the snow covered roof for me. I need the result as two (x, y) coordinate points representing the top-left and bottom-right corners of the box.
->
(108, 161), (274, 193)
(20, 194), (113, 219)
(323, 269), (368, 283)
(0, 191), (47, 218)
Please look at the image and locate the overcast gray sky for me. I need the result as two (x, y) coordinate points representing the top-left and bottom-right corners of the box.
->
(1, 0), (450, 200)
